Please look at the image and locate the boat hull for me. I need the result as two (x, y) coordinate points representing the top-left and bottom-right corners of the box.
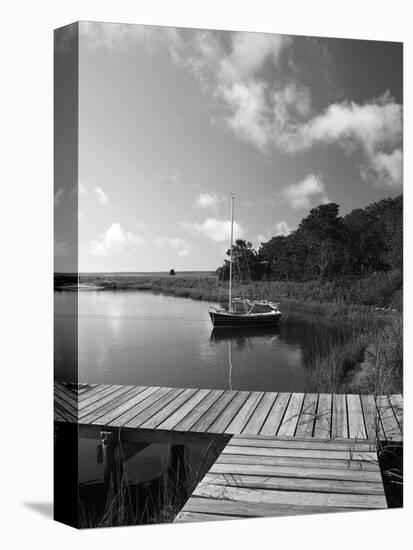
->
(209, 310), (282, 327)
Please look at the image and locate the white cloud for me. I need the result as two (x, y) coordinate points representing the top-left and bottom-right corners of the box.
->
(169, 29), (402, 187)
(180, 218), (244, 242)
(369, 149), (403, 187)
(274, 221), (292, 236)
(218, 33), (291, 83)
(155, 237), (191, 256)
(54, 189), (64, 206)
(255, 221), (292, 246)
(94, 186), (109, 205)
(195, 192), (222, 209)
(220, 81), (271, 152)
(90, 223), (145, 256)
(281, 174), (329, 210)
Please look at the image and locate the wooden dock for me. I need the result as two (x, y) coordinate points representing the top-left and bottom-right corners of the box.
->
(54, 381), (403, 522)
(175, 434), (388, 522)
(55, 381), (403, 442)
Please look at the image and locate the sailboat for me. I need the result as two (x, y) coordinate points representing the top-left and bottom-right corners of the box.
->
(208, 194), (282, 328)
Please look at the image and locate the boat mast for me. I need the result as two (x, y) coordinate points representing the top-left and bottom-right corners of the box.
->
(229, 193), (235, 312)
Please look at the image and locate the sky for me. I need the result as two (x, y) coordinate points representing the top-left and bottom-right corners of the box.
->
(54, 22), (403, 272)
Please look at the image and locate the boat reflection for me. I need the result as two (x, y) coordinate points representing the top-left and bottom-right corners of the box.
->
(210, 325), (280, 343)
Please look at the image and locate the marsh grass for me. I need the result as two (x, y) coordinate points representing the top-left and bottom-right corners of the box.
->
(78, 436), (227, 528)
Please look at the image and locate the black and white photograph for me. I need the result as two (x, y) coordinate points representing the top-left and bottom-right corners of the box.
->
(52, 20), (404, 529)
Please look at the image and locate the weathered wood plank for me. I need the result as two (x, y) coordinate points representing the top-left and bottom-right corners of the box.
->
(157, 389), (211, 430)
(208, 391), (251, 433)
(202, 473), (386, 495)
(242, 392), (278, 435)
(175, 390), (223, 432)
(193, 483), (386, 508)
(190, 391), (237, 433)
(277, 393), (305, 436)
(260, 393), (291, 436)
(79, 385), (137, 420)
(54, 383), (78, 409)
(295, 393), (318, 438)
(125, 388), (184, 428)
(80, 386), (146, 423)
(175, 511), (240, 523)
(220, 445), (377, 462)
(140, 388), (197, 429)
(215, 453), (379, 471)
(313, 394), (332, 438)
(332, 393), (348, 439)
(77, 384), (114, 403)
(229, 435), (373, 452)
(225, 392), (263, 434)
(180, 497), (365, 518)
(78, 385), (123, 411)
(107, 386), (167, 427)
(360, 394), (379, 440)
(376, 395), (400, 440)
(347, 394), (367, 439)
(93, 386), (159, 426)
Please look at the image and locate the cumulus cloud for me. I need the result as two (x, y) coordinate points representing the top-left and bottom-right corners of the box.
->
(90, 223), (145, 256)
(180, 218), (244, 242)
(155, 237), (191, 257)
(274, 221), (292, 236)
(94, 186), (109, 205)
(194, 192), (222, 209)
(169, 29), (402, 187)
(255, 221), (292, 246)
(218, 33), (291, 83)
(281, 174), (329, 210)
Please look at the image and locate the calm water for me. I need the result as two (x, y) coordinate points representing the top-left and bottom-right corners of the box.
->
(55, 289), (351, 392)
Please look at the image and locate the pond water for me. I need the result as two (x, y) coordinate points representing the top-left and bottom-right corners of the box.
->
(55, 289), (351, 392)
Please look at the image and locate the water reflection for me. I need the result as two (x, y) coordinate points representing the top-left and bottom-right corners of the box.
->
(55, 290), (352, 393)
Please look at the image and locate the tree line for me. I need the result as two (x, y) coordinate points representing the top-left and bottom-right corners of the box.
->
(217, 195), (402, 282)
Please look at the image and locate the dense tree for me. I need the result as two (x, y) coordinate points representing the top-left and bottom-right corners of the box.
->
(218, 195), (403, 282)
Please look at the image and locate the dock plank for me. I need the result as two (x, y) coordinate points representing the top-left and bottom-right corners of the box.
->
(295, 393), (318, 438)
(125, 388), (184, 428)
(140, 388), (197, 430)
(177, 434), (387, 522)
(208, 391), (251, 433)
(191, 391), (238, 433)
(347, 394), (366, 439)
(225, 392), (263, 434)
(242, 392), (277, 434)
(260, 393), (291, 436)
(157, 389), (211, 430)
(332, 393), (348, 438)
(313, 394), (332, 438)
(98, 386), (159, 427)
(175, 390), (223, 432)
(277, 393), (305, 436)
(376, 395), (400, 441)
(202, 473), (385, 495)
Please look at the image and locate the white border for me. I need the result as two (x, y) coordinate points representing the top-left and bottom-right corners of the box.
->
(2, 1), (410, 548)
